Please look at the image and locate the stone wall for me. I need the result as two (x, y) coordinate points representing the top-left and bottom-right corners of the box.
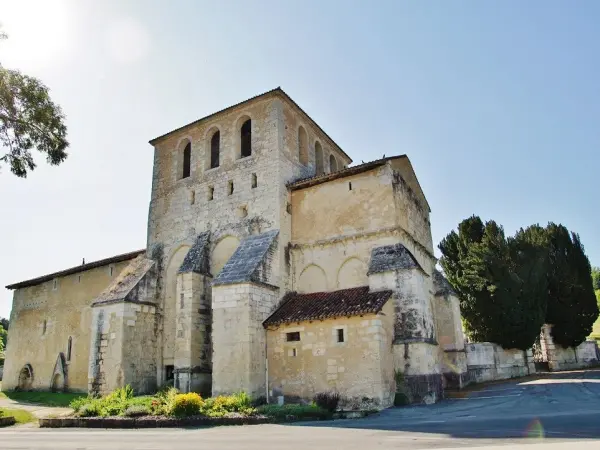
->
(3, 259), (134, 392)
(465, 343), (534, 383)
(266, 300), (396, 410)
(211, 282), (279, 398)
(540, 325), (599, 371)
(88, 302), (158, 395)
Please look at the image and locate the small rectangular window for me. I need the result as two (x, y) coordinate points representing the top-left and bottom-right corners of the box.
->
(208, 186), (214, 201)
(292, 348), (297, 357)
(348, 182), (352, 191)
(190, 190), (195, 205)
(52, 279), (57, 290)
(251, 173), (257, 188)
(337, 328), (345, 343)
(286, 332), (300, 342)
(109, 266), (114, 277)
(228, 180), (234, 195)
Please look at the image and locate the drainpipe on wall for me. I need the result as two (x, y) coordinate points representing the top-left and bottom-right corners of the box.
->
(265, 336), (270, 404)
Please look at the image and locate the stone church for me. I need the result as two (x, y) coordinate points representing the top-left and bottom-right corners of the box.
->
(3, 88), (466, 407)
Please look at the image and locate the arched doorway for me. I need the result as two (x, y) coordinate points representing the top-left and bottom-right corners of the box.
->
(17, 364), (33, 391)
(51, 373), (64, 392)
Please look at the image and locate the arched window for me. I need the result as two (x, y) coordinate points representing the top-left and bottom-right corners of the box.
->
(315, 141), (324, 175)
(240, 119), (252, 158)
(182, 142), (191, 178)
(298, 126), (308, 166)
(329, 154), (338, 172)
(67, 336), (72, 362)
(210, 131), (220, 169)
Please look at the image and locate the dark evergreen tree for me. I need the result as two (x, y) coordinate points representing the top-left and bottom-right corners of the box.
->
(439, 217), (547, 350)
(544, 224), (598, 347)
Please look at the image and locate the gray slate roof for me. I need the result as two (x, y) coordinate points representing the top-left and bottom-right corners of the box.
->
(179, 232), (211, 275)
(92, 255), (155, 305)
(213, 230), (279, 286)
(433, 269), (456, 296)
(367, 243), (423, 275)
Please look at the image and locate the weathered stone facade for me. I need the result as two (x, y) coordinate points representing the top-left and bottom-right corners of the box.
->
(3, 88), (465, 407)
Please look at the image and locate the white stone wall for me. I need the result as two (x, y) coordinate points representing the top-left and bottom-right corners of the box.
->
(465, 343), (533, 383)
(540, 325), (599, 371)
(211, 282), (279, 397)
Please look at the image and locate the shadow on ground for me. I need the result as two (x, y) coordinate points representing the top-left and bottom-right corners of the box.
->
(292, 369), (600, 440)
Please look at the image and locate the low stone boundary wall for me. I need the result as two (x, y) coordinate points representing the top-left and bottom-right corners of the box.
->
(0, 416), (16, 427)
(465, 343), (534, 383)
(540, 325), (599, 371)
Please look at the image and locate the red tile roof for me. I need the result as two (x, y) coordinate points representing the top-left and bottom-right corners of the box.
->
(263, 286), (392, 327)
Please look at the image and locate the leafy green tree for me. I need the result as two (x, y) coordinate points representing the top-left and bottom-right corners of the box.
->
(0, 324), (6, 354)
(592, 267), (600, 291)
(544, 224), (598, 347)
(439, 216), (547, 350)
(0, 32), (69, 177)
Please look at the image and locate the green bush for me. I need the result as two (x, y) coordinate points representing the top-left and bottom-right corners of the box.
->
(79, 402), (101, 417)
(313, 392), (340, 412)
(393, 392), (409, 406)
(69, 396), (92, 413)
(257, 404), (332, 420)
(171, 393), (203, 417)
(124, 405), (151, 417)
(199, 392), (255, 417)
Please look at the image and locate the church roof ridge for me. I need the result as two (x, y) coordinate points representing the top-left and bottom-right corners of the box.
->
(287, 154), (407, 191)
(5, 249), (146, 290)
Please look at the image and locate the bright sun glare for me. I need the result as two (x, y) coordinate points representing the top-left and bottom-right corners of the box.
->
(0, 0), (71, 70)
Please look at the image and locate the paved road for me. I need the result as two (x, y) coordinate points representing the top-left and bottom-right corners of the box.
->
(2, 369), (600, 449)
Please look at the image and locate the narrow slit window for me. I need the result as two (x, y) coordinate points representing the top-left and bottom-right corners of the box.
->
(286, 331), (300, 342)
(109, 266), (114, 277)
(240, 119), (252, 158)
(190, 190), (195, 205)
(67, 336), (72, 361)
(337, 328), (345, 343)
(251, 173), (257, 188)
(228, 180), (234, 195)
(210, 131), (220, 169)
(182, 142), (191, 178)
(292, 348), (297, 357)
(349, 182), (352, 191)
(208, 186), (214, 201)
(52, 279), (57, 290)
(42, 320), (47, 335)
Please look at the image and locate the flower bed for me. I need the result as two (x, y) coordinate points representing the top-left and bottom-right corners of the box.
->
(51, 386), (335, 428)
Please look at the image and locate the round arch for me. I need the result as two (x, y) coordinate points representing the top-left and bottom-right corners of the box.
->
(211, 235), (241, 277)
(18, 364), (34, 391)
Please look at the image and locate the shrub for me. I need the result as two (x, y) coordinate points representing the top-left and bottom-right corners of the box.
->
(171, 393), (203, 417)
(200, 392), (254, 416)
(393, 392), (409, 406)
(257, 404), (332, 420)
(79, 402), (101, 417)
(124, 405), (151, 417)
(251, 396), (267, 407)
(313, 392), (340, 412)
(69, 396), (91, 413)
(153, 387), (179, 415)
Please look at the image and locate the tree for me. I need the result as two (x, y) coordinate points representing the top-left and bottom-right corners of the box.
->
(592, 267), (600, 292)
(544, 224), (598, 348)
(439, 216), (547, 350)
(0, 323), (6, 354)
(0, 32), (69, 177)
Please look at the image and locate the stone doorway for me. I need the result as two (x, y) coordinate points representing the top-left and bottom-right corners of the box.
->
(17, 364), (33, 390)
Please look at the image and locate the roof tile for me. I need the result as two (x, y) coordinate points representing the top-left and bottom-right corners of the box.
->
(263, 286), (392, 327)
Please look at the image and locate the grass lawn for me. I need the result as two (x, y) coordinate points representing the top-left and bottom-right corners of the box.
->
(0, 407), (36, 425)
(0, 390), (85, 407)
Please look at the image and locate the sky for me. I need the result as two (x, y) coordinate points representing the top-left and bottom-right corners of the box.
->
(0, 0), (598, 319)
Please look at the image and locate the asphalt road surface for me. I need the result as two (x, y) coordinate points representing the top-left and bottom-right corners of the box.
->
(2, 369), (600, 449)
